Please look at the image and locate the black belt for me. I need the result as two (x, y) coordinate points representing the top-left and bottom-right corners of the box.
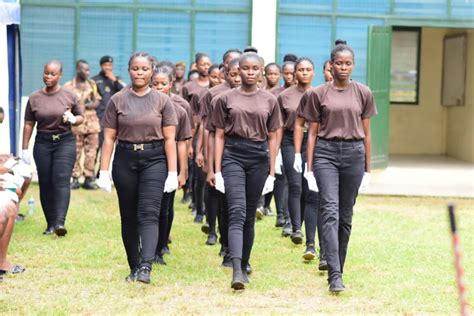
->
(318, 137), (363, 142)
(36, 130), (72, 142)
(117, 140), (163, 151)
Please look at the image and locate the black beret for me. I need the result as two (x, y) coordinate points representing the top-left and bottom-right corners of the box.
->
(100, 55), (113, 65)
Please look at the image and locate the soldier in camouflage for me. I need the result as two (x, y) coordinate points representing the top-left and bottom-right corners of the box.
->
(64, 60), (101, 190)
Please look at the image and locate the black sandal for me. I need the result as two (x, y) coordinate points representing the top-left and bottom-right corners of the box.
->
(0, 265), (25, 274)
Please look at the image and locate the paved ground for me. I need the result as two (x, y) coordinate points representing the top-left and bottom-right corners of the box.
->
(366, 154), (474, 198)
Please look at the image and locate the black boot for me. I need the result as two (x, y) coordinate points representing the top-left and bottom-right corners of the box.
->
(329, 276), (345, 293)
(54, 224), (67, 237)
(275, 214), (285, 227)
(231, 258), (245, 290)
(206, 233), (217, 246)
(70, 177), (80, 190)
(43, 226), (55, 235)
(241, 260), (250, 284)
(291, 230), (303, 244)
(136, 266), (151, 284)
(154, 254), (167, 265)
(83, 177), (98, 190)
(181, 187), (191, 203)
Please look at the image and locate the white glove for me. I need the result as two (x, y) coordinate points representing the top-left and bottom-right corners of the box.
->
(293, 153), (303, 173)
(304, 170), (319, 192)
(96, 170), (112, 193)
(64, 111), (77, 124)
(163, 171), (179, 193)
(275, 150), (283, 175)
(215, 172), (225, 194)
(261, 175), (275, 196)
(21, 149), (32, 165)
(358, 172), (371, 193)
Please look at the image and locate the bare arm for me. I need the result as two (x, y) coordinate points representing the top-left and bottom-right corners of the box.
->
(22, 121), (35, 149)
(268, 129), (280, 176)
(293, 117), (305, 154)
(306, 122), (319, 172)
(276, 128), (283, 152)
(99, 128), (117, 171)
(206, 132), (215, 186)
(163, 126), (177, 172)
(195, 122), (204, 167)
(85, 97), (100, 110)
(187, 139), (194, 160)
(362, 118), (372, 172)
(202, 122), (209, 161)
(72, 115), (84, 126)
(177, 140), (188, 187)
(214, 128), (225, 173)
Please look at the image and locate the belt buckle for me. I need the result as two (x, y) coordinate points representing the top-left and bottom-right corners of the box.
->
(133, 143), (144, 151)
(52, 134), (60, 141)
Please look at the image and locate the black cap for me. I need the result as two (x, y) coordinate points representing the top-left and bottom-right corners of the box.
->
(100, 55), (113, 65)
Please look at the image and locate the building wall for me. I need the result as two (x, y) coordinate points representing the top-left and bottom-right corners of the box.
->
(445, 29), (474, 162)
(389, 28), (447, 156)
(389, 27), (474, 162)
(20, 0), (252, 96)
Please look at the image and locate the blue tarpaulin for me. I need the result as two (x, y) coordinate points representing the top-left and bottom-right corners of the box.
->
(7, 24), (21, 155)
(1, 0), (20, 155)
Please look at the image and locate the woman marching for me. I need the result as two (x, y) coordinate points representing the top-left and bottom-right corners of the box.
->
(22, 60), (84, 236)
(292, 58), (334, 269)
(196, 56), (241, 247)
(151, 63), (192, 264)
(212, 52), (283, 290)
(278, 57), (320, 249)
(97, 52), (178, 284)
(304, 41), (377, 292)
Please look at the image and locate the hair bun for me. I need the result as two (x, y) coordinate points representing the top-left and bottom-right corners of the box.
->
(335, 39), (347, 46)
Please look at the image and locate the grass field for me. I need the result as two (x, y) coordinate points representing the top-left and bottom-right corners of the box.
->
(1, 184), (473, 314)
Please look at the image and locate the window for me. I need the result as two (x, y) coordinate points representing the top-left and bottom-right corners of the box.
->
(390, 27), (421, 104)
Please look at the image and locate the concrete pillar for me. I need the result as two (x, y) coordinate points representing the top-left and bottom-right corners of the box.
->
(251, 0), (277, 64)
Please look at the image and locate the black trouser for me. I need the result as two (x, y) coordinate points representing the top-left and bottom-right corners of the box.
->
(314, 138), (365, 280)
(217, 192), (229, 248)
(33, 131), (76, 228)
(193, 164), (206, 216)
(191, 136), (206, 215)
(222, 138), (268, 261)
(263, 192), (272, 208)
(156, 191), (175, 254)
(205, 186), (219, 236)
(206, 186), (229, 246)
(205, 186), (229, 245)
(112, 141), (167, 271)
(185, 157), (194, 199)
(282, 132), (323, 251)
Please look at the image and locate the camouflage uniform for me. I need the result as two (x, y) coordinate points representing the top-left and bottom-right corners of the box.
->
(63, 79), (101, 179)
